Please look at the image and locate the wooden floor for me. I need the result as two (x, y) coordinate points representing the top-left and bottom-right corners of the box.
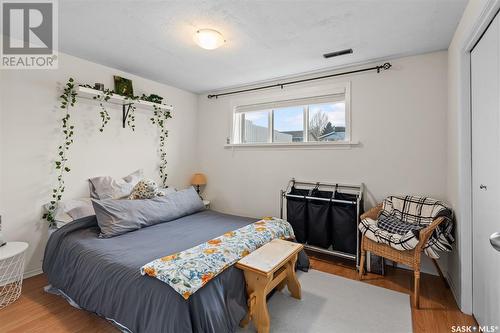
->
(0, 255), (476, 333)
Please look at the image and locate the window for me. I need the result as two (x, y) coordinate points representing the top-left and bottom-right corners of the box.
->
(232, 93), (349, 145)
(308, 101), (346, 142)
(242, 110), (269, 144)
(273, 106), (304, 143)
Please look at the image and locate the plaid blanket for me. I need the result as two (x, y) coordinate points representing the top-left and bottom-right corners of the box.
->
(358, 196), (454, 258)
(377, 215), (424, 236)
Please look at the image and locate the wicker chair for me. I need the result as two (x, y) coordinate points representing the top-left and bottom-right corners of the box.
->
(358, 204), (447, 309)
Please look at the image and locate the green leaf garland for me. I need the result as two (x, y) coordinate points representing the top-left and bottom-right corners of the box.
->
(150, 104), (172, 187)
(43, 78), (76, 226)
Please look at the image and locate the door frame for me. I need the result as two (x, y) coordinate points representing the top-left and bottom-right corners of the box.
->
(455, 0), (500, 314)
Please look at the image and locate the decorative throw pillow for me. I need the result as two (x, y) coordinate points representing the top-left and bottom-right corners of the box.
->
(89, 169), (143, 199)
(128, 179), (165, 200)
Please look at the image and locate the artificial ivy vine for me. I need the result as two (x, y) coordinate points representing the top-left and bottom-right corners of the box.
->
(123, 95), (138, 131)
(95, 89), (113, 132)
(149, 98), (172, 187)
(43, 78), (172, 224)
(43, 78), (77, 225)
(145, 94), (171, 186)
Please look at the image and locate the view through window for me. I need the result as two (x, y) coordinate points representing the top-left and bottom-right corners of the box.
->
(234, 95), (348, 144)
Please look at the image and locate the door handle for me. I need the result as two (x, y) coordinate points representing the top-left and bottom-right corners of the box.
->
(490, 232), (500, 252)
(480, 184), (487, 190)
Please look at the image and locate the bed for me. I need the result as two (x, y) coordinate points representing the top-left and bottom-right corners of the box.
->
(43, 209), (308, 333)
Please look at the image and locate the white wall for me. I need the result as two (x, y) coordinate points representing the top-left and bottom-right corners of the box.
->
(197, 51), (448, 274)
(446, 0), (500, 314)
(0, 52), (199, 276)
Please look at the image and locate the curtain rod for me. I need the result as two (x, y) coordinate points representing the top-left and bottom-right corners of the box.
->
(207, 62), (392, 99)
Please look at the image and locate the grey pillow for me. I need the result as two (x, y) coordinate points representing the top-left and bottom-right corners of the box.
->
(89, 169), (143, 200)
(67, 204), (95, 220)
(92, 187), (204, 238)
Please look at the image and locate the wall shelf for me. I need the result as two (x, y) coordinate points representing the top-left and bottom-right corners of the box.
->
(77, 86), (173, 128)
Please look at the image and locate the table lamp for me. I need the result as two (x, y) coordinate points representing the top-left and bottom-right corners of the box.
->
(191, 173), (207, 198)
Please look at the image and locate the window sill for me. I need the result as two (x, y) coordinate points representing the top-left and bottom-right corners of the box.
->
(224, 141), (360, 149)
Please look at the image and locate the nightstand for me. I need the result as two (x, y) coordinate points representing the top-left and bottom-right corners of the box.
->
(203, 200), (211, 209)
(0, 242), (28, 309)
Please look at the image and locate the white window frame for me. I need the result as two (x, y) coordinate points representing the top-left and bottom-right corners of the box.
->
(229, 82), (352, 147)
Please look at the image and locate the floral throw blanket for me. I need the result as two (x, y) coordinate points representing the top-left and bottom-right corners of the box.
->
(140, 217), (295, 299)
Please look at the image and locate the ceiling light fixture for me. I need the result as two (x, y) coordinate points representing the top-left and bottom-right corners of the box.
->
(194, 29), (225, 50)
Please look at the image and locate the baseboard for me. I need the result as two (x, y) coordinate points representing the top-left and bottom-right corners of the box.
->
(24, 267), (43, 279)
(393, 262), (439, 276)
(445, 270), (463, 313)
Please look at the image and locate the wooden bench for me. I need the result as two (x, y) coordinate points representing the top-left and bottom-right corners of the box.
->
(236, 239), (304, 333)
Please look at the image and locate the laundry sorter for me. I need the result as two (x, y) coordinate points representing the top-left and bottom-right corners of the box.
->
(280, 178), (364, 268)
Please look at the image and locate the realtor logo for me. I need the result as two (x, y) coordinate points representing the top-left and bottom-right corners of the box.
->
(1, 0), (58, 69)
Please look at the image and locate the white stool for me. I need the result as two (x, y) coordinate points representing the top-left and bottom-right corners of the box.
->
(0, 242), (28, 308)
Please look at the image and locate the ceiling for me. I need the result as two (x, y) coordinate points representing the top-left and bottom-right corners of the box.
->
(59, 0), (468, 93)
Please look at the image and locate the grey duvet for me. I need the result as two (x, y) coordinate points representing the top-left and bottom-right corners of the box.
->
(43, 210), (259, 333)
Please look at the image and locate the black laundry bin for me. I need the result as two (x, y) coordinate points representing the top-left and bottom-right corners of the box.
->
(286, 186), (309, 243)
(307, 189), (333, 249)
(331, 191), (361, 255)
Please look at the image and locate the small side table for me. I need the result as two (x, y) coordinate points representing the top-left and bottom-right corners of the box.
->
(203, 200), (211, 209)
(0, 242), (29, 309)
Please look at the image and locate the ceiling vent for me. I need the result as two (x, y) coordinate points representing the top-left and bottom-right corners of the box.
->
(323, 48), (353, 59)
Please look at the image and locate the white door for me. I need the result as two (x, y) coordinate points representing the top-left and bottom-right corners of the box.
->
(471, 13), (500, 327)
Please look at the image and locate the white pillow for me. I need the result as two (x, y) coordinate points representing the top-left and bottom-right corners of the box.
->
(89, 169), (143, 200)
(51, 198), (95, 224)
(67, 203), (95, 220)
(53, 211), (72, 224)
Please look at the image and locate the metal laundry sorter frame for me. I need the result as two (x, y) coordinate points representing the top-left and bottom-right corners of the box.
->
(280, 178), (364, 268)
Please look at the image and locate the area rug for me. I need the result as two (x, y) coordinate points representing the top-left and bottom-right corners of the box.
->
(238, 269), (412, 333)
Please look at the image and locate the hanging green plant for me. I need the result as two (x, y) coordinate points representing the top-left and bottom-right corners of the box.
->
(43, 77), (77, 226)
(143, 93), (170, 186)
(124, 96), (138, 131)
(99, 107), (111, 132)
(150, 103), (172, 187)
(141, 93), (163, 104)
(127, 105), (136, 131)
(93, 88), (113, 132)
